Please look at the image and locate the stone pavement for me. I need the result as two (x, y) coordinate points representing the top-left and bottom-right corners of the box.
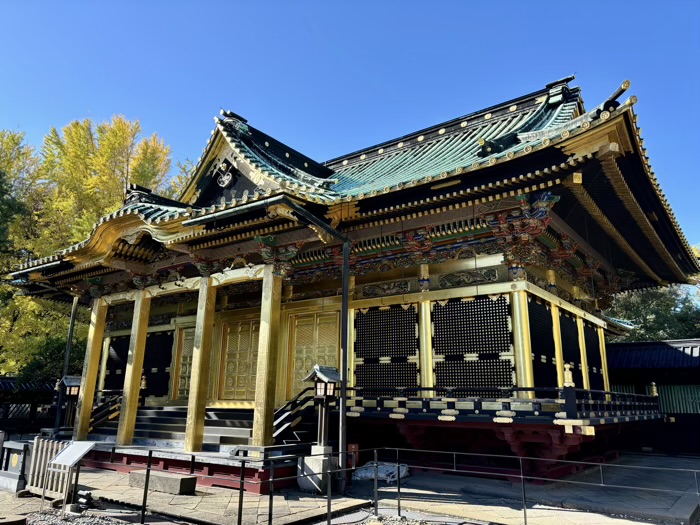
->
(0, 468), (368, 525)
(347, 453), (700, 525)
(3, 453), (699, 525)
(350, 480), (662, 525)
(0, 491), (46, 516)
(80, 468), (367, 525)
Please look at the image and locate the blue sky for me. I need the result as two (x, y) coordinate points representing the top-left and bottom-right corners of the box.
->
(1, 1), (699, 246)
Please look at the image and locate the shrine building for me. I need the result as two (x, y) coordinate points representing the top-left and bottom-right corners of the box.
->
(10, 77), (699, 464)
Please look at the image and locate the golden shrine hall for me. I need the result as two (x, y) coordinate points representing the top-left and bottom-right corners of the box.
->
(11, 77), (699, 463)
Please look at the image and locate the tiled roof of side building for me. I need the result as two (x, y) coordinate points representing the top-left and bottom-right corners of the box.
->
(608, 339), (700, 369)
(325, 80), (581, 197)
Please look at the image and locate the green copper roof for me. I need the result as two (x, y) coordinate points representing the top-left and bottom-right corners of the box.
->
(326, 91), (579, 197)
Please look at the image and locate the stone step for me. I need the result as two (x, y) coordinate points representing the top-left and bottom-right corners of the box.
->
(136, 408), (254, 420)
(126, 416), (254, 428)
(91, 427), (250, 445)
(87, 433), (231, 453)
(101, 420), (252, 437)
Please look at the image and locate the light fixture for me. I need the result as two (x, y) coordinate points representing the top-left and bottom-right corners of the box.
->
(304, 365), (341, 447)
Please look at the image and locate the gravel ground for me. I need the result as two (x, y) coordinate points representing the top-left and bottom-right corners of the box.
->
(27, 511), (129, 525)
(24, 509), (177, 525)
(312, 508), (472, 525)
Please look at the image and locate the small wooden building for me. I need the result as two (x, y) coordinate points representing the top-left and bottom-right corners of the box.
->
(10, 77), (698, 463)
(609, 339), (700, 453)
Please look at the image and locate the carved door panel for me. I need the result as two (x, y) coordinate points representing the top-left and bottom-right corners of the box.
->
(289, 312), (339, 397)
(220, 320), (260, 401)
(175, 328), (195, 400)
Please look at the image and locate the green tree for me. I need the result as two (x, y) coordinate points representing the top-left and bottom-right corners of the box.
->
(0, 131), (90, 375)
(16, 336), (86, 385)
(606, 284), (700, 342)
(163, 159), (194, 199)
(0, 118), (173, 376)
(31, 115), (173, 256)
(0, 130), (36, 265)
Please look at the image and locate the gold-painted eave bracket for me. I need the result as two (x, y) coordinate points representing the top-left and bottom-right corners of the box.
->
(562, 176), (664, 285)
(595, 144), (687, 282)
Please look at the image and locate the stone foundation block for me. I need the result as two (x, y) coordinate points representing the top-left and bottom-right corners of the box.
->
(129, 470), (197, 495)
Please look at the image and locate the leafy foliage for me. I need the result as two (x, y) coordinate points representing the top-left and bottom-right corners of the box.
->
(16, 336), (87, 385)
(606, 284), (700, 342)
(0, 118), (176, 377)
(31, 115), (173, 256)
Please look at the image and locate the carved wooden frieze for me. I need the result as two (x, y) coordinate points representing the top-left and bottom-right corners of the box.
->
(438, 268), (499, 289)
(360, 279), (417, 299)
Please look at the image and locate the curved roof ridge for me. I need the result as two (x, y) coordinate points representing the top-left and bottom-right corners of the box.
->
(325, 78), (580, 166)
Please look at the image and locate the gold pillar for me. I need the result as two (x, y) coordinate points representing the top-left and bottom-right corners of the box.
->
(419, 301), (434, 397)
(511, 291), (534, 399)
(550, 305), (565, 387)
(73, 298), (108, 440)
(348, 309), (356, 388)
(576, 317), (590, 390)
(116, 290), (152, 445)
(184, 277), (217, 452)
(97, 336), (111, 393)
(598, 327), (610, 391)
(348, 275), (356, 301)
(251, 265), (283, 447)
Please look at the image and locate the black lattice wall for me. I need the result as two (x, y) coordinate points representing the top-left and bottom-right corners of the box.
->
(143, 331), (174, 397)
(584, 323), (604, 391)
(104, 336), (129, 391)
(560, 313), (583, 388)
(528, 298), (558, 388)
(103, 332), (173, 397)
(354, 305), (419, 394)
(432, 296), (514, 396)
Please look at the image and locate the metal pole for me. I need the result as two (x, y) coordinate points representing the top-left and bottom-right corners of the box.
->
(140, 451), (153, 525)
(396, 461), (401, 517)
(61, 466), (71, 519)
(373, 450), (379, 517)
(268, 461), (274, 525)
(599, 464), (604, 486)
(339, 240), (351, 494)
(72, 463), (81, 504)
(326, 452), (332, 525)
(237, 460), (246, 525)
(190, 454), (196, 475)
(519, 457), (527, 525)
(55, 295), (80, 428)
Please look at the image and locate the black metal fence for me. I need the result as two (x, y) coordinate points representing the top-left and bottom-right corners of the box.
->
(68, 445), (700, 525)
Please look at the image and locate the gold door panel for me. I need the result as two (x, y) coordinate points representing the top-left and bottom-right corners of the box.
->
(220, 320), (260, 401)
(289, 312), (339, 397)
(175, 328), (195, 400)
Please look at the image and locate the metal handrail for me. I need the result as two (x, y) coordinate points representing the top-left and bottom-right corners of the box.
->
(89, 393), (122, 430)
(273, 387), (315, 439)
(345, 385), (660, 402)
